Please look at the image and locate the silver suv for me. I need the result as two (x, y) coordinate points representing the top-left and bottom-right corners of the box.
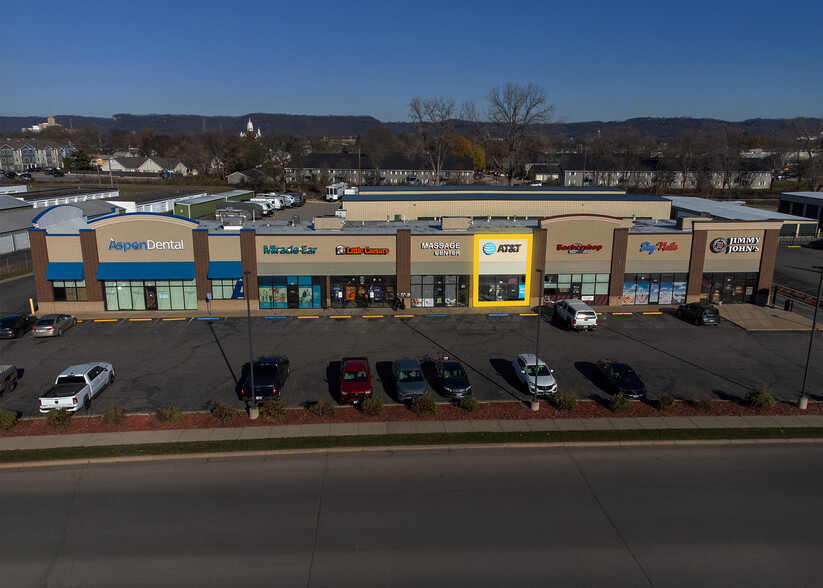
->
(553, 299), (598, 331)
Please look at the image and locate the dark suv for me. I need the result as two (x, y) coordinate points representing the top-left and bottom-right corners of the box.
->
(676, 302), (720, 325)
(239, 356), (290, 404)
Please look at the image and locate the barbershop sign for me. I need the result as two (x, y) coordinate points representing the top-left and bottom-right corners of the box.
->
(710, 236), (761, 254)
(640, 241), (679, 255)
(556, 243), (602, 254)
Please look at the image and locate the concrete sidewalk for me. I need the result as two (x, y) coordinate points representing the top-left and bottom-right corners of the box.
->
(3, 414), (823, 452)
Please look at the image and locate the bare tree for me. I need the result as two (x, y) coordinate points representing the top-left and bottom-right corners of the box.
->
(409, 96), (457, 186)
(485, 83), (555, 185)
(359, 126), (398, 185)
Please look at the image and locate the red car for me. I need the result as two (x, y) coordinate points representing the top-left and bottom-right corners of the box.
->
(339, 357), (373, 404)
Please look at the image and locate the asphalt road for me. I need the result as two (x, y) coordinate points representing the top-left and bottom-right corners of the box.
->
(774, 245), (823, 295)
(3, 444), (822, 587)
(0, 306), (820, 417)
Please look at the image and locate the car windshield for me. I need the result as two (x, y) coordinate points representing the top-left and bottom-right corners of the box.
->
(525, 364), (551, 377)
(399, 370), (423, 382)
(613, 366), (637, 378)
(344, 370), (368, 382)
(443, 366), (466, 380)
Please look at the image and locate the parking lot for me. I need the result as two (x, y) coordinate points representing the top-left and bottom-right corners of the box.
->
(1, 308), (819, 419)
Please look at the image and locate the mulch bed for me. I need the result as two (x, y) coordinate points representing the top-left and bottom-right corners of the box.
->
(2, 399), (820, 438)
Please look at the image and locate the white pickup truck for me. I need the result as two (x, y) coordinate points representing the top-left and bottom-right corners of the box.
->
(38, 362), (115, 413)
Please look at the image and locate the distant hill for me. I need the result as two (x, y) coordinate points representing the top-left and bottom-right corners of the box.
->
(1, 113), (818, 139)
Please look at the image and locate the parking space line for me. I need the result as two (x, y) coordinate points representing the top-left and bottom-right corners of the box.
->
(519, 313), (538, 316)
(93, 319), (118, 322)
(362, 315), (383, 318)
(612, 312), (633, 315)
(488, 313), (509, 317)
(329, 315), (351, 319)
(298, 316), (320, 319)
(394, 315), (414, 318)
(263, 316), (287, 319)
(196, 317), (222, 320)
(642, 312), (663, 315)
(129, 318), (152, 322)
(162, 317), (187, 321)
(427, 314), (448, 317)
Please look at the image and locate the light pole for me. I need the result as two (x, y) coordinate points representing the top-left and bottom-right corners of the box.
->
(244, 270), (257, 418)
(532, 268), (544, 411)
(800, 265), (823, 409)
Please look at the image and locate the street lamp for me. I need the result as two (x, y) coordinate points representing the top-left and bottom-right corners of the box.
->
(244, 270), (257, 418)
(532, 268), (544, 411)
(800, 265), (823, 409)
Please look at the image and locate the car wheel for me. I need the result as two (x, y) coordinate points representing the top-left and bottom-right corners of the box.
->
(566, 319), (572, 331)
(694, 318), (700, 326)
(57, 328), (63, 336)
(72, 318), (77, 326)
(676, 309), (682, 318)
(84, 396), (91, 411)
(6, 379), (16, 393)
(109, 371), (115, 385)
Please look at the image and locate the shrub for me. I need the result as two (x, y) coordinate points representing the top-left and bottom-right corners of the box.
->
(656, 394), (676, 413)
(409, 394), (438, 415)
(608, 393), (630, 413)
(210, 402), (239, 423)
(694, 397), (715, 414)
(259, 399), (286, 423)
(458, 396), (478, 412)
(554, 390), (578, 411)
(45, 408), (72, 428)
(0, 409), (19, 431)
(745, 388), (776, 412)
(156, 406), (182, 423)
(102, 407), (126, 426)
(308, 400), (338, 419)
(360, 397), (384, 417)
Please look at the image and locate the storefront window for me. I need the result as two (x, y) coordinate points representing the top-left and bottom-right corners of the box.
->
(543, 274), (609, 305)
(52, 280), (87, 302)
(479, 274), (525, 302)
(103, 280), (198, 311)
(623, 273), (687, 305)
(702, 272), (758, 304)
(411, 275), (469, 307)
(258, 276), (325, 309)
(211, 279), (243, 300)
(330, 275), (396, 308)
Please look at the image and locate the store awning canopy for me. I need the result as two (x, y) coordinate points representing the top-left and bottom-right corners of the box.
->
(207, 261), (243, 279)
(96, 262), (195, 281)
(46, 262), (85, 281)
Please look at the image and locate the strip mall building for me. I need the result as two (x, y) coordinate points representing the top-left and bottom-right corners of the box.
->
(29, 188), (782, 314)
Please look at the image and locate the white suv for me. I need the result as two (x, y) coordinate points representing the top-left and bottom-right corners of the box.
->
(553, 299), (598, 331)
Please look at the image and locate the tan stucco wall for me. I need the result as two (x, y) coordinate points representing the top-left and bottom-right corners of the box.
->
(207, 235), (241, 261)
(45, 235), (83, 262)
(256, 234), (396, 276)
(625, 233), (692, 272)
(93, 215), (196, 263)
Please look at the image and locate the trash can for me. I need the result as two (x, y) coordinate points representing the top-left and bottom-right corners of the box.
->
(784, 299), (794, 312)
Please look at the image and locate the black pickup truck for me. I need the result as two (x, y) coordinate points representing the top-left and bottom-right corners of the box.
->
(239, 356), (290, 404)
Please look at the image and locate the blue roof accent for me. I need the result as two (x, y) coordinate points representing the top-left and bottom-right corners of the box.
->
(97, 262), (195, 280)
(46, 262), (85, 280)
(87, 212), (200, 225)
(347, 189), (664, 203)
(208, 261), (243, 279)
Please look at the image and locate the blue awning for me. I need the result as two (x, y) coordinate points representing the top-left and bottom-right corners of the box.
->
(208, 261), (243, 279)
(46, 262), (85, 281)
(97, 262), (195, 280)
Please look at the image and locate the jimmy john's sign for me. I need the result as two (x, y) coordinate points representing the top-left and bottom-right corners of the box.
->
(710, 236), (761, 254)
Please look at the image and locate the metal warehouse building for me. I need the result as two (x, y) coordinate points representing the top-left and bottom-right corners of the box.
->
(779, 191), (823, 231)
(340, 186), (672, 222)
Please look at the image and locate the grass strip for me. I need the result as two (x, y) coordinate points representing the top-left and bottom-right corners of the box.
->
(0, 267), (33, 281)
(2, 427), (822, 464)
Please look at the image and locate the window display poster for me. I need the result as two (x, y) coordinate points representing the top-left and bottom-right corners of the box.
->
(299, 286), (313, 308)
(345, 286), (356, 301)
(635, 282), (650, 305)
(622, 282), (636, 305)
(333, 285), (343, 300)
(372, 286), (382, 301)
(649, 282), (660, 304)
(658, 282), (673, 305)
(273, 286), (288, 309)
(672, 282), (687, 304)
(313, 285), (322, 307)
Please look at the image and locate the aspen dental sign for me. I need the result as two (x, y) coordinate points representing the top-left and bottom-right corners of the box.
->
(108, 238), (184, 251)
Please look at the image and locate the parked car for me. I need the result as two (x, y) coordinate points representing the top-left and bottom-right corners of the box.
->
(553, 299), (598, 331)
(3, 171), (16, 179)
(528, 180), (542, 186)
(38, 362), (115, 413)
(809, 239), (823, 250)
(393, 357), (428, 402)
(239, 356), (290, 404)
(31, 314), (77, 337)
(676, 302), (720, 325)
(339, 357), (373, 404)
(51, 169), (65, 177)
(596, 359), (646, 399)
(0, 314), (37, 339)
(512, 354), (557, 396)
(18, 173), (33, 180)
(0, 364), (17, 394)
(434, 358), (472, 399)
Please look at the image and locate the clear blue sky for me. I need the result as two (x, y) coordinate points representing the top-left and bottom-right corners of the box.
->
(5, 0), (821, 123)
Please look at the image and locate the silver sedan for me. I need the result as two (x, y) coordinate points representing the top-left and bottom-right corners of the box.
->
(31, 314), (77, 338)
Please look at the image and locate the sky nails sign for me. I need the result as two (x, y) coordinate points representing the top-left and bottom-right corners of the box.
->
(710, 236), (761, 254)
(640, 241), (679, 255)
(556, 243), (603, 254)
(336, 245), (390, 255)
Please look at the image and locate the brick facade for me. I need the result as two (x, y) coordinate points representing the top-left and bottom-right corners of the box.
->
(532, 228), (547, 299)
(395, 229), (411, 300)
(29, 230), (52, 304)
(240, 229), (258, 300)
(686, 229), (708, 303)
(608, 228), (629, 304)
(757, 227), (780, 304)
(193, 229), (210, 300)
(80, 230), (103, 302)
